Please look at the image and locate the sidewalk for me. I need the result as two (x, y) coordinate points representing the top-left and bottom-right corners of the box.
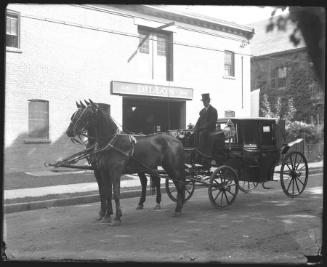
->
(4, 161), (323, 214)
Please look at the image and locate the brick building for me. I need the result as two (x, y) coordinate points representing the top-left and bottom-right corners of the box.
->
(5, 4), (254, 173)
(250, 16), (324, 124)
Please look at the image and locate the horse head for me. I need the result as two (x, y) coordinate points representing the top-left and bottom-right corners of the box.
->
(66, 99), (118, 145)
(66, 99), (98, 138)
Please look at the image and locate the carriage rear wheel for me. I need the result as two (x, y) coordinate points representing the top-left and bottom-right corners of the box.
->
(280, 151), (308, 198)
(208, 165), (239, 208)
(165, 178), (195, 203)
(238, 181), (258, 193)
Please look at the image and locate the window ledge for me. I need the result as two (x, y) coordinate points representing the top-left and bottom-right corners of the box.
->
(24, 138), (51, 144)
(223, 75), (236, 80)
(6, 47), (22, 53)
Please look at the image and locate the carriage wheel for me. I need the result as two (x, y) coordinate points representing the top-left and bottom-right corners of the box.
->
(165, 178), (195, 202)
(208, 165), (239, 208)
(280, 151), (308, 198)
(238, 181), (258, 193)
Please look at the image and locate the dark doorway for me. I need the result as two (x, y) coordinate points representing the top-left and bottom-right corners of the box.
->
(123, 97), (186, 134)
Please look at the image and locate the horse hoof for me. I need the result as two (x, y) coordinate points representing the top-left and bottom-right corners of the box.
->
(110, 220), (121, 226)
(153, 204), (161, 210)
(172, 211), (182, 217)
(136, 205), (143, 210)
(100, 217), (112, 224)
(96, 214), (105, 221)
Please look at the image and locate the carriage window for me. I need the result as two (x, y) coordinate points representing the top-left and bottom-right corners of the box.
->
(27, 100), (50, 142)
(239, 121), (258, 145)
(263, 125), (271, 133)
(218, 123), (237, 144)
(262, 124), (275, 145)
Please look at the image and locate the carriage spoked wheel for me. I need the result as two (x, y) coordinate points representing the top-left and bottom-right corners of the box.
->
(238, 181), (258, 193)
(165, 178), (195, 203)
(208, 165), (239, 208)
(280, 151), (308, 198)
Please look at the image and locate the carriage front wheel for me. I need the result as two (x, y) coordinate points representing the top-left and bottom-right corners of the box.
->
(238, 181), (258, 193)
(280, 151), (308, 198)
(165, 178), (195, 203)
(208, 165), (239, 208)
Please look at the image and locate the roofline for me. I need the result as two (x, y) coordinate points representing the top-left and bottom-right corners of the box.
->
(218, 117), (279, 121)
(145, 5), (254, 34)
(251, 46), (307, 59)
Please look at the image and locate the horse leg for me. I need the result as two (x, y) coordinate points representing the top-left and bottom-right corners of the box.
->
(100, 170), (113, 224)
(153, 175), (161, 210)
(136, 172), (147, 210)
(166, 166), (185, 217)
(110, 167), (123, 226)
(94, 169), (105, 221)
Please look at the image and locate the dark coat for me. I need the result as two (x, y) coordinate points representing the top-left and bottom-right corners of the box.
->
(194, 105), (218, 132)
(194, 105), (218, 156)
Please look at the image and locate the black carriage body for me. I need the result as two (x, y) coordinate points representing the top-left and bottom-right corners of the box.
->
(216, 118), (283, 182)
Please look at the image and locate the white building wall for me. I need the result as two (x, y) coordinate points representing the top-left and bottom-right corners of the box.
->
(5, 4), (252, 172)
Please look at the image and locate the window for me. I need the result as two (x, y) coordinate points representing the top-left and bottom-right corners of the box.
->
(224, 51), (235, 77)
(261, 124), (275, 145)
(28, 100), (49, 140)
(277, 66), (287, 88)
(137, 27), (173, 81)
(270, 68), (277, 89)
(157, 33), (167, 56)
(270, 66), (287, 89)
(138, 30), (149, 54)
(6, 12), (20, 48)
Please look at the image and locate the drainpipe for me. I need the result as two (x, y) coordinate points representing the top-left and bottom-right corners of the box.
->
(241, 56), (244, 109)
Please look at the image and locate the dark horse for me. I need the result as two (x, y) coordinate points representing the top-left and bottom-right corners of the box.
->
(75, 101), (163, 221)
(66, 100), (185, 225)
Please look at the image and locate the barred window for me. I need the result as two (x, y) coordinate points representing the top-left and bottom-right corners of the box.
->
(224, 51), (235, 76)
(6, 12), (20, 48)
(28, 100), (49, 139)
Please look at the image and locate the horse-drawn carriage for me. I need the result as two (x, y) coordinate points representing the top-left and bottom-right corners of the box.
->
(46, 101), (309, 224)
(165, 117), (308, 208)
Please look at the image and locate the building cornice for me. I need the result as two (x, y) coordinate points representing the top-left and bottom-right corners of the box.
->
(251, 47), (307, 60)
(83, 4), (254, 40)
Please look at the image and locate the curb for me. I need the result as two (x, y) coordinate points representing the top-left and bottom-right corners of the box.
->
(4, 188), (164, 214)
(309, 167), (323, 175)
(4, 167), (323, 214)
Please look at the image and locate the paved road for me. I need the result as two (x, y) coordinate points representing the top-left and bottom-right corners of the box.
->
(3, 172), (323, 263)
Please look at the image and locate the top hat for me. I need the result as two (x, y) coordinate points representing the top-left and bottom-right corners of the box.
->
(201, 93), (210, 101)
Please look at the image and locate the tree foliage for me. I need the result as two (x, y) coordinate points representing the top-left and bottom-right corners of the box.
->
(266, 7), (325, 84)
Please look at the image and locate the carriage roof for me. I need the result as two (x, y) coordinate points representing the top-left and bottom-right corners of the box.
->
(217, 117), (279, 122)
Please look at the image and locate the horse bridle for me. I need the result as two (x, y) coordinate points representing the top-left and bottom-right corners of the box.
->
(70, 104), (129, 156)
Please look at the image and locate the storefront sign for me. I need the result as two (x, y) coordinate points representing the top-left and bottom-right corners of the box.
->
(111, 81), (193, 100)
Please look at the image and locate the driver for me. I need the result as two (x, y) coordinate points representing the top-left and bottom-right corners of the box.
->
(193, 93), (218, 157)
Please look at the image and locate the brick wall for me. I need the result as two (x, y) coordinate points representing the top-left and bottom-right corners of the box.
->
(5, 4), (252, 173)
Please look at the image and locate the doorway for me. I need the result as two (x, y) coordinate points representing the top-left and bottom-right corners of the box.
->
(123, 97), (186, 134)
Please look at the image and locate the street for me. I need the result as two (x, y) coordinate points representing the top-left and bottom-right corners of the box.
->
(4, 172), (323, 263)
